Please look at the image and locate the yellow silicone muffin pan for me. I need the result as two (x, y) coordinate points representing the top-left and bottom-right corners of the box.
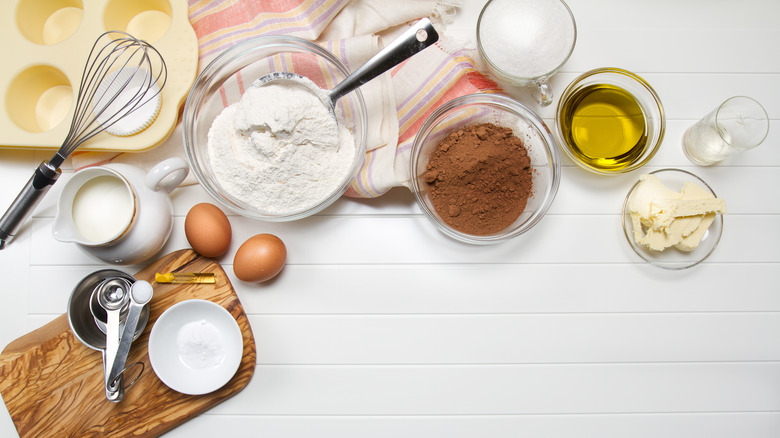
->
(0, 0), (198, 152)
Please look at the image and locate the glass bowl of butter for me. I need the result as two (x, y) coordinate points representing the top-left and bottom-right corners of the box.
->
(621, 168), (725, 270)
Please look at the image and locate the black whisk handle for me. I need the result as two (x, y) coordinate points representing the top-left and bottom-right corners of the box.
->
(0, 161), (61, 250)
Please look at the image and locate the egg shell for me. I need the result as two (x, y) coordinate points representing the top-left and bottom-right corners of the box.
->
(233, 234), (287, 282)
(185, 203), (232, 257)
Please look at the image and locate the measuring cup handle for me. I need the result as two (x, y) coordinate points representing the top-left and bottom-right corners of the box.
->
(145, 157), (189, 194)
(534, 80), (554, 107)
(328, 18), (439, 103)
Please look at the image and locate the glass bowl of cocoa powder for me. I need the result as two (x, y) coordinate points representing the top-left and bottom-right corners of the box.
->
(410, 93), (561, 244)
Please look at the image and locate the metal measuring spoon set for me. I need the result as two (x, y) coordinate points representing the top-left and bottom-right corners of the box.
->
(67, 270), (152, 402)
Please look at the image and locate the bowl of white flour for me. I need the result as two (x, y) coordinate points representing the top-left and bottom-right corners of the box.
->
(183, 36), (367, 221)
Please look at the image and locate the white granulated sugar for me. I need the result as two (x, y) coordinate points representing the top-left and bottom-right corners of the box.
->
(207, 75), (356, 215)
(479, 0), (575, 79)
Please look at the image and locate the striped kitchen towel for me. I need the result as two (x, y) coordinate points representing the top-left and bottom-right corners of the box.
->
(73, 0), (501, 197)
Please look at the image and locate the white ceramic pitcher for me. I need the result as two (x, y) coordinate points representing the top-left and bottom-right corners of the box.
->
(53, 157), (188, 264)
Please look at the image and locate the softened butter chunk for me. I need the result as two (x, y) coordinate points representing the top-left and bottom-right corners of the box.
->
(627, 174), (680, 244)
(628, 175), (726, 252)
(627, 174), (680, 222)
(642, 183), (715, 251)
(648, 198), (727, 231)
(674, 182), (720, 252)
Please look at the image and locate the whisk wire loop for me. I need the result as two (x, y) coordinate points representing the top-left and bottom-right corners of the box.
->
(55, 31), (167, 168)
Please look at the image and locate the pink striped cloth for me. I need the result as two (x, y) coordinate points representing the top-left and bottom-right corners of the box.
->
(73, 0), (501, 198)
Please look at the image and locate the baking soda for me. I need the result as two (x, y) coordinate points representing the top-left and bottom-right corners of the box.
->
(177, 320), (225, 369)
(479, 0), (575, 79)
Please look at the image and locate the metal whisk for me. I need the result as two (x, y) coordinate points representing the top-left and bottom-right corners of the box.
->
(0, 31), (167, 250)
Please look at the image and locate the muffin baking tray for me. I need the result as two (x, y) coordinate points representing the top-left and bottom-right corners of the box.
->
(0, 0), (198, 152)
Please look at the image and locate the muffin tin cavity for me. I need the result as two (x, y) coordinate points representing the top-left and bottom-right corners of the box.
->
(16, 0), (84, 45)
(104, 0), (173, 44)
(7, 65), (73, 133)
(1, 0), (197, 151)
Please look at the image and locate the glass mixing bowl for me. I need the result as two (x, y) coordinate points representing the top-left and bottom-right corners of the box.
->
(410, 93), (561, 244)
(183, 36), (367, 221)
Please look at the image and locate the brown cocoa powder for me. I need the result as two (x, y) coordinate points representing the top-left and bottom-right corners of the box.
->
(423, 123), (533, 235)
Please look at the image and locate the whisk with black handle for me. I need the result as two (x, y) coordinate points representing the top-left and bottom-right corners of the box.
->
(0, 31), (167, 250)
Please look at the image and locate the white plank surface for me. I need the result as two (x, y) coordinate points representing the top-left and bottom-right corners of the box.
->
(2, 0), (780, 437)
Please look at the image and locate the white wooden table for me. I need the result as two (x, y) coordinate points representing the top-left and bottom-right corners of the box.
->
(2, 1), (779, 436)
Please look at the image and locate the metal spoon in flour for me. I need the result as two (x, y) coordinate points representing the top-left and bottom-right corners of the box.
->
(255, 18), (439, 114)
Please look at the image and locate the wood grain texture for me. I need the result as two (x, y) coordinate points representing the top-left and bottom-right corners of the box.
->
(0, 249), (256, 438)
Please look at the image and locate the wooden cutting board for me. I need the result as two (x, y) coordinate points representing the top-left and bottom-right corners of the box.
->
(0, 250), (256, 437)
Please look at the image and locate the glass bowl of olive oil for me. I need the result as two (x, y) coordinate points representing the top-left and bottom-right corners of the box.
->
(555, 67), (665, 174)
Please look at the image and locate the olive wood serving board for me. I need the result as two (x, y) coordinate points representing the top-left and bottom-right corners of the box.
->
(0, 250), (256, 438)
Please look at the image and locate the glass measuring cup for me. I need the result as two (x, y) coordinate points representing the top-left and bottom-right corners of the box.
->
(477, 0), (577, 107)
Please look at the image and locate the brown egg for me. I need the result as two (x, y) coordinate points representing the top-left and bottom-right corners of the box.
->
(185, 203), (232, 257)
(233, 234), (287, 282)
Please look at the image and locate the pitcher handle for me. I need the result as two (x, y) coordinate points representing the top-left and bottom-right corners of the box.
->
(145, 157), (189, 194)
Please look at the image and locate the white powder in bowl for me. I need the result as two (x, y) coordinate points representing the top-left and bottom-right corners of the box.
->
(479, 0), (575, 79)
(207, 75), (356, 215)
(176, 319), (225, 369)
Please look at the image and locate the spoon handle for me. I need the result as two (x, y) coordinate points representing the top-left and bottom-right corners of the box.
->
(106, 281), (153, 399)
(328, 18), (439, 104)
(103, 307), (123, 402)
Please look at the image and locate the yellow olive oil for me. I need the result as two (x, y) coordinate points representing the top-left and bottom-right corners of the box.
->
(559, 84), (648, 171)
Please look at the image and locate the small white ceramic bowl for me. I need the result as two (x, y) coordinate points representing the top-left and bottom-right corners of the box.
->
(148, 299), (243, 395)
